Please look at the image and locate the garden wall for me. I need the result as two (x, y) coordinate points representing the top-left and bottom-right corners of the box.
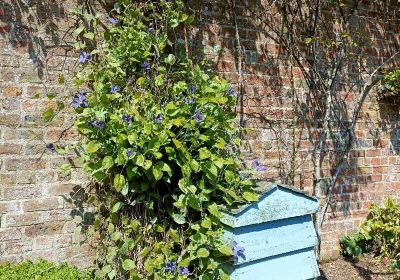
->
(0, 0), (399, 266)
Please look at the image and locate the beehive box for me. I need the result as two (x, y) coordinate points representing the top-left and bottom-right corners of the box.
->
(222, 182), (320, 280)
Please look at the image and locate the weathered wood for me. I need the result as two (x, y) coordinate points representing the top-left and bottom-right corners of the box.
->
(227, 248), (320, 280)
(222, 185), (319, 228)
(224, 215), (318, 265)
(222, 183), (320, 279)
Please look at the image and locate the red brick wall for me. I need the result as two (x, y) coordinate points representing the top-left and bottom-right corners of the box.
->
(0, 0), (399, 266)
(191, 0), (400, 260)
(0, 0), (93, 267)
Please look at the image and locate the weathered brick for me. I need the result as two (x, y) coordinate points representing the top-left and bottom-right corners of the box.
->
(0, 114), (20, 127)
(4, 158), (46, 171)
(23, 198), (62, 212)
(25, 221), (65, 237)
(0, 228), (22, 242)
(3, 186), (42, 200)
(0, 143), (22, 154)
(2, 86), (22, 97)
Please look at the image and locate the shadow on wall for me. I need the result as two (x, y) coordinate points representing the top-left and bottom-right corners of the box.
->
(191, 0), (400, 218)
(378, 96), (400, 155)
(0, 0), (71, 78)
(0, 0), (112, 79)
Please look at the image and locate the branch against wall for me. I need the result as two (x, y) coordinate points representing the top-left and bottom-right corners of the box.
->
(236, 0), (400, 255)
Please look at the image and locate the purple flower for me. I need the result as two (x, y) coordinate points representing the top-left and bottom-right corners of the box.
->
(108, 17), (118, 24)
(127, 149), (134, 157)
(165, 261), (177, 273)
(231, 241), (245, 264)
(111, 85), (121, 94)
(252, 159), (266, 172)
(88, 120), (105, 129)
(189, 85), (197, 93)
(194, 111), (205, 123)
(184, 98), (196, 105)
(79, 51), (92, 64)
(46, 143), (56, 153)
(155, 114), (163, 124)
(122, 114), (132, 123)
(227, 85), (238, 97)
(71, 92), (88, 109)
(141, 62), (151, 72)
(179, 267), (190, 276)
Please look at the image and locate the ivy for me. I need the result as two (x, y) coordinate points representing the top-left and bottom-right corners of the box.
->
(69, 1), (256, 279)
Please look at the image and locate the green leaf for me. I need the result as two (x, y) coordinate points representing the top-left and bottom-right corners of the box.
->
(218, 245), (233, 256)
(201, 218), (212, 229)
(199, 147), (211, 160)
(73, 25), (85, 37)
(152, 164), (163, 181)
(102, 156), (114, 169)
(114, 174), (126, 192)
(197, 248), (210, 258)
(42, 108), (55, 122)
(164, 54), (176, 65)
(122, 259), (136, 271)
(187, 195), (201, 210)
(171, 213), (186, 225)
(243, 191), (259, 202)
(86, 141), (100, 153)
(112, 202), (124, 213)
(83, 32), (95, 40)
(208, 203), (221, 217)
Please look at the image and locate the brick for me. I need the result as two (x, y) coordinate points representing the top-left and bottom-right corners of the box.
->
(2, 86), (22, 97)
(0, 114), (20, 127)
(0, 173), (16, 185)
(0, 228), (22, 241)
(3, 240), (32, 255)
(3, 186), (42, 200)
(4, 212), (41, 227)
(4, 158), (46, 171)
(23, 198), (62, 212)
(48, 183), (78, 196)
(0, 144), (22, 154)
(25, 221), (65, 237)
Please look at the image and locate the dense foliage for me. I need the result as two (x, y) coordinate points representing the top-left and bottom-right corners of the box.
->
(340, 197), (400, 263)
(0, 259), (94, 280)
(69, 1), (257, 279)
(383, 68), (400, 97)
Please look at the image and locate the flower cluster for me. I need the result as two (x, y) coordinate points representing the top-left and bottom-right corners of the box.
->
(252, 159), (266, 172)
(108, 17), (119, 24)
(46, 143), (56, 153)
(231, 241), (245, 264)
(227, 85), (238, 97)
(184, 98), (196, 105)
(164, 261), (189, 276)
(88, 120), (105, 129)
(141, 62), (151, 72)
(194, 111), (205, 123)
(71, 91), (88, 109)
(189, 85), (197, 93)
(154, 114), (163, 124)
(127, 149), (135, 157)
(122, 114), (132, 123)
(79, 51), (92, 64)
(111, 85), (121, 94)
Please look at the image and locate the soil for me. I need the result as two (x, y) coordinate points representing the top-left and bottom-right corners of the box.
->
(318, 255), (399, 280)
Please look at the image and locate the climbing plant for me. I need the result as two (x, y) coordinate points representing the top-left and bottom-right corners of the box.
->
(67, 1), (257, 279)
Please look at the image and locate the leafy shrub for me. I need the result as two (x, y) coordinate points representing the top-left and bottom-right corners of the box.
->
(340, 197), (400, 260)
(0, 259), (94, 280)
(339, 233), (366, 258)
(383, 68), (400, 96)
(68, 1), (257, 279)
